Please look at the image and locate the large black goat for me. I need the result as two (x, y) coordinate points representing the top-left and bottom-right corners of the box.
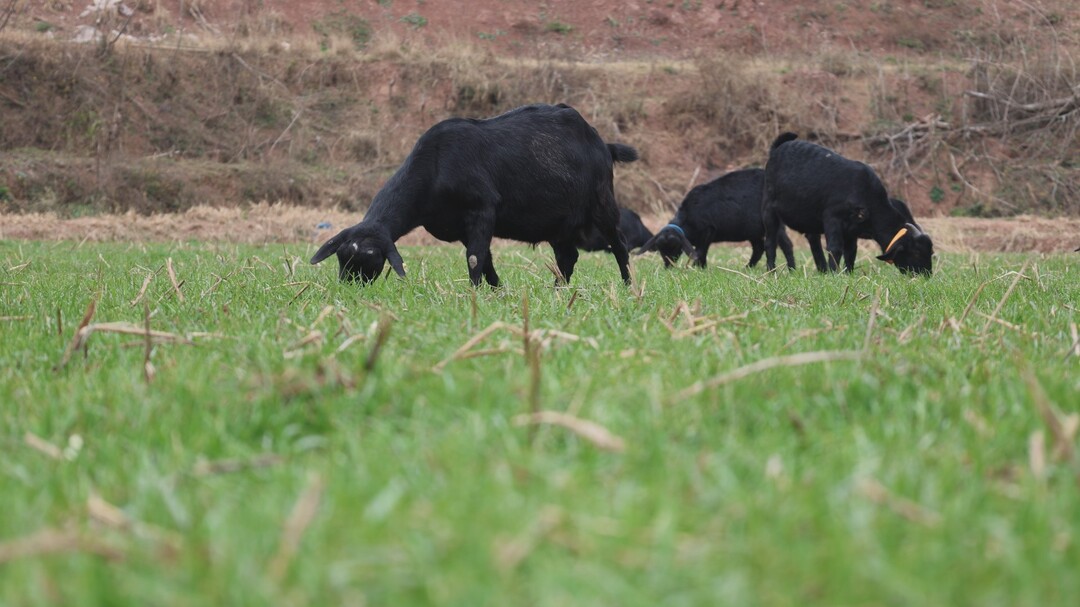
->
(762, 133), (933, 275)
(636, 168), (795, 269)
(578, 207), (653, 253)
(311, 104), (638, 286)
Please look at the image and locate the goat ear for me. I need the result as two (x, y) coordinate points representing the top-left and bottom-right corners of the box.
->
(635, 235), (658, 255)
(385, 242), (406, 278)
(311, 230), (347, 264)
(676, 232), (697, 261)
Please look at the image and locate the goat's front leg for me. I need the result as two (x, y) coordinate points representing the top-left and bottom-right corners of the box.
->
(463, 212), (496, 287)
(842, 237), (859, 273)
(805, 234), (830, 272)
(822, 217), (847, 274)
(693, 241), (710, 268)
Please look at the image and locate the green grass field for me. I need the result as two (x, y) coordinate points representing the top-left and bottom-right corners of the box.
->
(1, 240), (1078, 606)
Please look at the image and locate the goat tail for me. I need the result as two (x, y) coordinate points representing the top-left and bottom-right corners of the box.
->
(770, 132), (799, 152)
(608, 143), (639, 164)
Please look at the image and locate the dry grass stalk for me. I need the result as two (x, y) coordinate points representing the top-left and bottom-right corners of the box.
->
(129, 272), (154, 307)
(963, 409), (993, 438)
(0, 527), (125, 564)
(334, 333), (366, 354)
(715, 266), (764, 284)
(87, 493), (182, 555)
(513, 411), (626, 453)
(166, 257), (185, 302)
(0, 315), (32, 321)
(674, 350), (863, 401)
(432, 321), (515, 372)
(283, 330), (324, 358)
(24, 432), (64, 460)
(79, 322), (191, 346)
(981, 261), (1030, 336)
(863, 286), (882, 351)
(363, 316), (393, 371)
(268, 472), (325, 580)
(193, 453), (285, 477)
(1030, 430), (1048, 479)
(55, 297), (98, 370)
(287, 283), (311, 305)
(493, 505), (563, 572)
(143, 303), (155, 383)
(857, 478), (942, 527)
(566, 288), (580, 311)
(1065, 322), (1079, 360)
(1024, 370), (1078, 464)
(959, 278), (994, 326)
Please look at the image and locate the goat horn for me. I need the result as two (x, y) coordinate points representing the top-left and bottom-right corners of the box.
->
(884, 227), (909, 255)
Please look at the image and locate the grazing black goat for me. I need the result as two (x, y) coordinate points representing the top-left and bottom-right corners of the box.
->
(579, 207), (653, 253)
(762, 132), (933, 275)
(311, 104), (638, 286)
(636, 168), (795, 269)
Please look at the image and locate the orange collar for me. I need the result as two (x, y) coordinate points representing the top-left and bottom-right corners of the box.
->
(885, 228), (909, 255)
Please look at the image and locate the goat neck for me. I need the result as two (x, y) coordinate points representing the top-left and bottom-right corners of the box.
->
(869, 196), (910, 252)
(362, 153), (432, 240)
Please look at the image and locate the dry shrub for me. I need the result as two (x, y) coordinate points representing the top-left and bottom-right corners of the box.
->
(956, 27), (1079, 214)
(664, 55), (786, 158)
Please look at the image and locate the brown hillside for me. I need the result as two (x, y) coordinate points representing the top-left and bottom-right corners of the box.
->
(1, 0), (1077, 219)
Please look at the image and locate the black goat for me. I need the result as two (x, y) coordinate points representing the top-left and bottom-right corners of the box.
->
(311, 104), (638, 286)
(579, 207), (653, 253)
(762, 133), (933, 275)
(636, 168), (795, 269)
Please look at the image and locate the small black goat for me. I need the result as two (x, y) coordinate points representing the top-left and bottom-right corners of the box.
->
(636, 168), (795, 269)
(803, 198), (920, 271)
(579, 207), (653, 253)
(762, 133), (933, 275)
(311, 104), (638, 286)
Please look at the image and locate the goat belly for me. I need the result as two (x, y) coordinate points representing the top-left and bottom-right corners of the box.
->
(494, 219), (573, 244)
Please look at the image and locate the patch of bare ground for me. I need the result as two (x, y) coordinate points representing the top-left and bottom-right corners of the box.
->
(1, 207), (1076, 254)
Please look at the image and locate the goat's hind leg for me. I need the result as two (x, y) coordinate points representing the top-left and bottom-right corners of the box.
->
(747, 240), (764, 268)
(762, 207), (781, 271)
(592, 191), (632, 285)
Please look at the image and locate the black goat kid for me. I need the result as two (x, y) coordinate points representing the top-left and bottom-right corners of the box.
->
(637, 168), (795, 269)
(762, 133), (933, 275)
(803, 198), (920, 271)
(311, 104), (638, 286)
(578, 207), (653, 253)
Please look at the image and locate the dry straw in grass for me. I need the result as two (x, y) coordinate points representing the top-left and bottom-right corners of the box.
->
(513, 411), (626, 453)
(268, 472), (325, 581)
(857, 478), (943, 527)
(0, 527), (125, 565)
(672, 350), (863, 402)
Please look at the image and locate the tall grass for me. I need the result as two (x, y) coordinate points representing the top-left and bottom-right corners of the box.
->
(1, 240), (1078, 605)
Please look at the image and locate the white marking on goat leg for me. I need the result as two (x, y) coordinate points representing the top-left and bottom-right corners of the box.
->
(468, 255), (478, 269)
(351, 242), (359, 251)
